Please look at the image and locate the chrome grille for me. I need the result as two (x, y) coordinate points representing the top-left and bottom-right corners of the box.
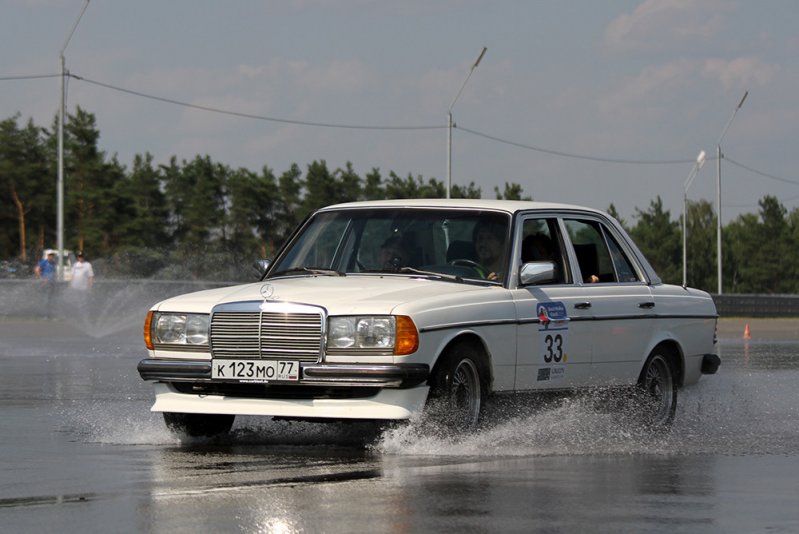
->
(210, 303), (324, 362)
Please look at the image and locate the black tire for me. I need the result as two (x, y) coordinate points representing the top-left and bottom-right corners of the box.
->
(428, 344), (487, 431)
(635, 349), (677, 429)
(163, 412), (235, 438)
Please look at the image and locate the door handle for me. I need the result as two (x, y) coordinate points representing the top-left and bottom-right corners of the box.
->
(574, 301), (591, 309)
(638, 302), (655, 309)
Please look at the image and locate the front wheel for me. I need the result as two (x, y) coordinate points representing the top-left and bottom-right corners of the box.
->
(163, 412), (235, 438)
(428, 345), (486, 431)
(635, 350), (677, 429)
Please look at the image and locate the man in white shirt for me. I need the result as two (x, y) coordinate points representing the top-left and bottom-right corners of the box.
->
(70, 251), (94, 291)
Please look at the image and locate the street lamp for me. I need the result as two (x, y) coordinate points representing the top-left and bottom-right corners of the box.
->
(682, 150), (706, 287)
(57, 0), (91, 281)
(447, 46), (487, 199)
(715, 90), (748, 294)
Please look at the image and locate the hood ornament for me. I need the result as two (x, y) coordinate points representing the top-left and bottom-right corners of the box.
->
(259, 283), (275, 300)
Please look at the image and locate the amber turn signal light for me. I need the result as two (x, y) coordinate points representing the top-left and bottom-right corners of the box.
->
(394, 315), (419, 355)
(144, 310), (154, 350)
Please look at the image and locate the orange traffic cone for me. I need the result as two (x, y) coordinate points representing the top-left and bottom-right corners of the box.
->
(743, 323), (751, 339)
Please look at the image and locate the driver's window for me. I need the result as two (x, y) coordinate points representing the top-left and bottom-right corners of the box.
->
(520, 218), (566, 284)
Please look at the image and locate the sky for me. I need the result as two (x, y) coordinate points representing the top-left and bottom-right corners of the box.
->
(2, 0), (798, 224)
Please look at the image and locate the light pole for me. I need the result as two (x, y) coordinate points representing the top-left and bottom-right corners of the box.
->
(682, 150), (706, 287)
(447, 46), (487, 199)
(57, 0), (91, 281)
(715, 90), (748, 294)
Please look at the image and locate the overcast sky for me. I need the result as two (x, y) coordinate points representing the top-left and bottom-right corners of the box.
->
(2, 0), (797, 224)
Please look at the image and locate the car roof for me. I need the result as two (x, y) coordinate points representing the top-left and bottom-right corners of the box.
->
(320, 199), (606, 216)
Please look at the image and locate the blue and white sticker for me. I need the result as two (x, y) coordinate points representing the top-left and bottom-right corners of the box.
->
(537, 301), (569, 368)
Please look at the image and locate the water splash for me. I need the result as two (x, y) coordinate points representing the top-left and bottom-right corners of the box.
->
(376, 395), (670, 457)
(2, 279), (227, 338)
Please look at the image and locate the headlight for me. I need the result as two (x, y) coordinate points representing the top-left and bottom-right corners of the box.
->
(327, 315), (418, 355)
(147, 312), (210, 347)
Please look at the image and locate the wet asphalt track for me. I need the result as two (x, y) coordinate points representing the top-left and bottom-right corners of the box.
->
(2, 299), (799, 533)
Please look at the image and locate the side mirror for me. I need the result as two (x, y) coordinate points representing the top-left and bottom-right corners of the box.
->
(253, 259), (271, 279)
(519, 261), (556, 285)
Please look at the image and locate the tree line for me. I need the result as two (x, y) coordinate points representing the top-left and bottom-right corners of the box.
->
(1, 107), (795, 294)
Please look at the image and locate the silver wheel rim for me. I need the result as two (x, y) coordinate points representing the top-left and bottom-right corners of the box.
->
(644, 355), (673, 423)
(451, 358), (481, 427)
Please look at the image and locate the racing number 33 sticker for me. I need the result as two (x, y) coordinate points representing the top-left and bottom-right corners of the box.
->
(537, 301), (569, 364)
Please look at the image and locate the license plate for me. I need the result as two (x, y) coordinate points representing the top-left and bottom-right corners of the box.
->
(211, 359), (300, 382)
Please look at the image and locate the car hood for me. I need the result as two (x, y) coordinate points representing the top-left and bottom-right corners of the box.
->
(152, 274), (495, 315)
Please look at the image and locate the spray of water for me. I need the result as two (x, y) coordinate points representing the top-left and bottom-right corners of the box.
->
(3, 279), (226, 338)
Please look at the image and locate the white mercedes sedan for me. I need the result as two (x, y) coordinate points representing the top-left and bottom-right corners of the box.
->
(138, 199), (719, 437)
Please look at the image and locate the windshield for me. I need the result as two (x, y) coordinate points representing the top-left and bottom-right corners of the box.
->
(269, 208), (511, 283)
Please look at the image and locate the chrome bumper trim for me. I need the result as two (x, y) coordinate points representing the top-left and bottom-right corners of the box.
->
(138, 359), (429, 388)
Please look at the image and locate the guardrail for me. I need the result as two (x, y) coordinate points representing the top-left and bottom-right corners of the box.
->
(712, 294), (799, 318)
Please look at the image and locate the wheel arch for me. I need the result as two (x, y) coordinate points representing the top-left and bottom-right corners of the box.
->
(640, 340), (684, 387)
(428, 332), (493, 393)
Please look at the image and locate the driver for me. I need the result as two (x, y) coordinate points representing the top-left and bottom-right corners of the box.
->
(473, 220), (507, 281)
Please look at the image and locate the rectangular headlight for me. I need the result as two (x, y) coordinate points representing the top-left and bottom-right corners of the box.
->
(327, 315), (418, 355)
(151, 312), (210, 346)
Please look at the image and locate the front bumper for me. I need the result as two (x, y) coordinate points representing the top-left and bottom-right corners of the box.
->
(148, 381), (430, 420)
(137, 358), (430, 388)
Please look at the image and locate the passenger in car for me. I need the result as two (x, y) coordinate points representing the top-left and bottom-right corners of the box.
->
(522, 233), (554, 262)
(574, 243), (600, 283)
(522, 233), (562, 284)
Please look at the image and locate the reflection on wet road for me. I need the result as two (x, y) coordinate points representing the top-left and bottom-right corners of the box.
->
(1, 313), (799, 533)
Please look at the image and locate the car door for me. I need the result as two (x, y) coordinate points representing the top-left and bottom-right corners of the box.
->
(511, 216), (596, 390)
(562, 217), (655, 385)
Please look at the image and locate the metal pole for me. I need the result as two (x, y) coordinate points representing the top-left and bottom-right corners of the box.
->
(446, 47), (486, 198)
(57, 0), (91, 281)
(713, 90), (747, 295)
(682, 150), (705, 288)
(57, 56), (65, 281)
(717, 144), (722, 294)
(682, 190), (687, 287)
(446, 111), (453, 199)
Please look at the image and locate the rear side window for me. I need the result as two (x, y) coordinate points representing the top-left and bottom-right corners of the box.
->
(605, 231), (640, 282)
(564, 219), (641, 284)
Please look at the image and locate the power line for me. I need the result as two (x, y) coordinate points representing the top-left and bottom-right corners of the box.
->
(2, 71), (795, 185)
(0, 73), (61, 81)
(456, 124), (698, 165)
(69, 73), (446, 131)
(725, 156), (799, 187)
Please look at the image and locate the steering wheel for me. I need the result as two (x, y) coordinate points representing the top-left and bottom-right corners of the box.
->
(448, 258), (488, 279)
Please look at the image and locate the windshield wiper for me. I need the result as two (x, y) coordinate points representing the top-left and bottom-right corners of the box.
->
(397, 267), (465, 283)
(398, 267), (503, 286)
(272, 267), (346, 277)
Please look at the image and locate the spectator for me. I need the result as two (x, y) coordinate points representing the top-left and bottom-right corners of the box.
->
(70, 251), (94, 291)
(34, 250), (57, 318)
(34, 250), (57, 282)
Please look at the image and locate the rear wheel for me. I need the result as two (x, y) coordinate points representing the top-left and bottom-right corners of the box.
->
(428, 344), (486, 431)
(636, 350), (677, 429)
(163, 412), (235, 438)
